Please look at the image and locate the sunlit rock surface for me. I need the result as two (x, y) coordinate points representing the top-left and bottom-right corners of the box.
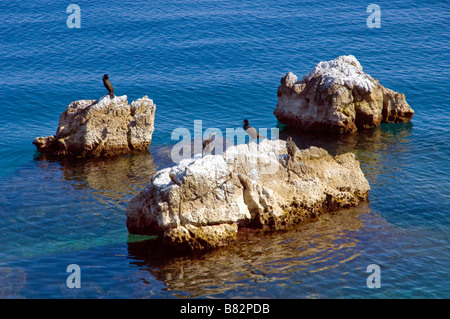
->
(33, 95), (156, 157)
(274, 55), (414, 134)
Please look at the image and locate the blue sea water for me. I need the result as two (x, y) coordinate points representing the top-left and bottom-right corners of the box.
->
(0, 0), (449, 299)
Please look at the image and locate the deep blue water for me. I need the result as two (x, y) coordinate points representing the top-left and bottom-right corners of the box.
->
(0, 0), (449, 298)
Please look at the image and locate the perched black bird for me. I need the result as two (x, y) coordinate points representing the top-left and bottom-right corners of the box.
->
(202, 132), (216, 154)
(286, 136), (297, 160)
(286, 136), (299, 182)
(103, 74), (114, 97)
(243, 119), (264, 140)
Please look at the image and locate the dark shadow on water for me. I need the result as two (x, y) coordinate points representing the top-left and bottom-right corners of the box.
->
(279, 122), (414, 183)
(278, 121), (413, 157)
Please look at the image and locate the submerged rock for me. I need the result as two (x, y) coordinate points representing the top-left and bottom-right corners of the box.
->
(33, 95), (156, 157)
(126, 139), (370, 252)
(274, 55), (414, 134)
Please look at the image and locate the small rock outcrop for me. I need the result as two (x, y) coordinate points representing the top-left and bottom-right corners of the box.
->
(274, 55), (414, 134)
(126, 139), (370, 252)
(33, 95), (156, 157)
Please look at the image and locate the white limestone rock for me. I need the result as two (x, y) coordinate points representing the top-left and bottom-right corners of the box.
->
(274, 55), (414, 133)
(33, 95), (156, 157)
(126, 139), (370, 251)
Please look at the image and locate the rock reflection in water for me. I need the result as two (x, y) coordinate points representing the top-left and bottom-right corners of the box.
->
(279, 122), (413, 153)
(279, 122), (413, 182)
(36, 152), (158, 204)
(127, 203), (372, 298)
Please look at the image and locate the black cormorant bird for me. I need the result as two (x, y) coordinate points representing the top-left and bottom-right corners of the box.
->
(286, 136), (299, 182)
(103, 74), (114, 97)
(286, 136), (297, 161)
(202, 132), (216, 154)
(243, 119), (264, 140)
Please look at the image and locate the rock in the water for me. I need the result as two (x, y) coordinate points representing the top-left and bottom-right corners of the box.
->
(33, 95), (156, 157)
(126, 139), (370, 252)
(274, 55), (414, 134)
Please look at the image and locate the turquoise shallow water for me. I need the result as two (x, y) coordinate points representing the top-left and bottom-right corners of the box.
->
(0, 0), (449, 298)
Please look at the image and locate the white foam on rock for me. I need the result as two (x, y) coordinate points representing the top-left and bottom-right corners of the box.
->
(303, 55), (376, 92)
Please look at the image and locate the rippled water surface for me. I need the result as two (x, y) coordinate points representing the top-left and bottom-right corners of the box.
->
(0, 0), (448, 298)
